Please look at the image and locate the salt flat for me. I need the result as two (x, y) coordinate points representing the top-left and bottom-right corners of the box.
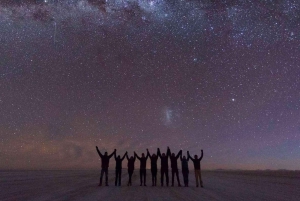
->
(0, 170), (299, 201)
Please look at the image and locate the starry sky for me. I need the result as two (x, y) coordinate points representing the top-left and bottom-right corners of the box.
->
(0, 0), (300, 170)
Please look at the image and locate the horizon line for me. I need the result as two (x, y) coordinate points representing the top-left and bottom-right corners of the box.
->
(1, 168), (299, 171)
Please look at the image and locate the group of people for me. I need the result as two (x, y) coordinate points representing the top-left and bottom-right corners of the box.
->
(96, 146), (204, 188)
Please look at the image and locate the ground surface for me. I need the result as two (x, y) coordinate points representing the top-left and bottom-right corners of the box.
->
(0, 170), (299, 201)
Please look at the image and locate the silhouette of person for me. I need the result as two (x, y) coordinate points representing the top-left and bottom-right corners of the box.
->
(96, 146), (116, 186)
(147, 148), (159, 186)
(114, 151), (127, 186)
(134, 151), (149, 186)
(180, 152), (189, 187)
(157, 147), (171, 186)
(126, 153), (136, 186)
(169, 147), (182, 186)
(188, 150), (204, 187)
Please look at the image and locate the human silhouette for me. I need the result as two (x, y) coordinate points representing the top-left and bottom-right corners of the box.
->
(180, 152), (189, 187)
(169, 147), (182, 186)
(126, 154), (136, 186)
(134, 151), (149, 186)
(96, 146), (116, 186)
(157, 147), (171, 186)
(114, 151), (127, 186)
(147, 148), (159, 186)
(188, 150), (204, 187)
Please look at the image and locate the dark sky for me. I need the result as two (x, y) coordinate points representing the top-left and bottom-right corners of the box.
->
(0, 0), (299, 170)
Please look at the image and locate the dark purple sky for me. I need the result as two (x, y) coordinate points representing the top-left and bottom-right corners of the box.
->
(0, 0), (299, 170)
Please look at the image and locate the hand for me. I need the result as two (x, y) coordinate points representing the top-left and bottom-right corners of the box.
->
(96, 146), (98, 149)
(201, 149), (203, 152)
(114, 149), (116, 152)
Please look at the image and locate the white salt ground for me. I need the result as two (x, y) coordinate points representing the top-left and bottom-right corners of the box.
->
(0, 170), (299, 201)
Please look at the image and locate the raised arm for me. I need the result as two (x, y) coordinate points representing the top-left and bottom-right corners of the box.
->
(199, 150), (204, 160)
(134, 152), (141, 160)
(157, 148), (161, 158)
(147, 149), (151, 158)
(145, 150), (149, 160)
(168, 147), (172, 157)
(121, 152), (127, 161)
(126, 153), (130, 161)
(187, 151), (195, 162)
(186, 151), (189, 161)
(176, 150), (182, 159)
(114, 151), (117, 160)
(108, 149), (116, 158)
(96, 146), (103, 157)
(167, 147), (171, 157)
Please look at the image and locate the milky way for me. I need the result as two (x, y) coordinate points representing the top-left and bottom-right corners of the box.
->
(0, 0), (300, 170)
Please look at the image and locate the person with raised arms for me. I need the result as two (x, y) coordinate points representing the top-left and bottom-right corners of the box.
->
(114, 151), (127, 186)
(157, 147), (171, 186)
(134, 151), (149, 186)
(169, 147), (182, 187)
(147, 148), (159, 186)
(96, 146), (116, 186)
(180, 151), (190, 187)
(126, 153), (136, 186)
(188, 150), (204, 188)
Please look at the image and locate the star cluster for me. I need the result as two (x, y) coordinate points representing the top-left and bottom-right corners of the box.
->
(0, 0), (300, 170)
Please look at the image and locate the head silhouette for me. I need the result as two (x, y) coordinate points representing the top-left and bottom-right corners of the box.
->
(142, 153), (145, 157)
(117, 155), (120, 159)
(183, 156), (186, 159)
(195, 155), (198, 159)
(130, 156), (133, 160)
(162, 153), (166, 157)
(172, 153), (175, 157)
(104, 152), (108, 156)
(152, 154), (156, 157)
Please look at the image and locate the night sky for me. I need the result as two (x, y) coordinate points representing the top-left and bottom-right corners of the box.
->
(0, 0), (300, 170)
